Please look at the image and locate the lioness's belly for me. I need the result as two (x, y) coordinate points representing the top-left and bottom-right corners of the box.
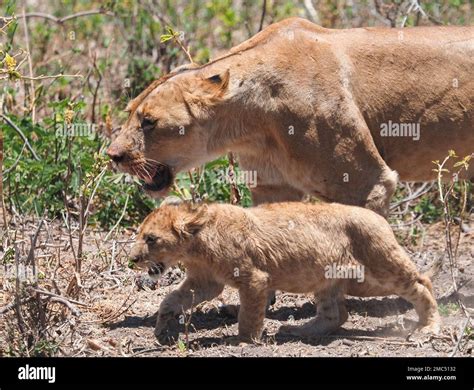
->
(376, 123), (474, 181)
(345, 27), (474, 181)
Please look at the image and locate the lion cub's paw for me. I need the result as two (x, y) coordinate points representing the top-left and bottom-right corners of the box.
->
(154, 327), (180, 345)
(154, 316), (180, 345)
(278, 317), (341, 338)
(417, 322), (441, 335)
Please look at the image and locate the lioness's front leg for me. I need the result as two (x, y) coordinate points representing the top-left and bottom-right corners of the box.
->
(155, 276), (224, 342)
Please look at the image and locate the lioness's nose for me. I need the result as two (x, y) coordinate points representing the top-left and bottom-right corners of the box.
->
(107, 144), (125, 163)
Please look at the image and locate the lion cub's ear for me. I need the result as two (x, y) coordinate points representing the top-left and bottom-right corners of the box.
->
(173, 204), (209, 238)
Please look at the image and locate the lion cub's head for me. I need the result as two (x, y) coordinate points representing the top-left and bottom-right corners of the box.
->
(129, 202), (209, 279)
(107, 65), (230, 198)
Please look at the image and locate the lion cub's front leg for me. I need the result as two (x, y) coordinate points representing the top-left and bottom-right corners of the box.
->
(155, 276), (224, 343)
(237, 287), (268, 343)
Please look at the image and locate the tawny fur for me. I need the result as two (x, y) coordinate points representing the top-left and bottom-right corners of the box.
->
(109, 18), (474, 216)
(130, 202), (441, 343)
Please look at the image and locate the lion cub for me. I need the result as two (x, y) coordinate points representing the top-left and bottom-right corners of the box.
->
(130, 201), (441, 343)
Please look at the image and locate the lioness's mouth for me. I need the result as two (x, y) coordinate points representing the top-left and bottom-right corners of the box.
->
(142, 165), (173, 192)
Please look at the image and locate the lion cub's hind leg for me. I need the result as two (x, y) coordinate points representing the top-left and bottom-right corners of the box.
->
(278, 285), (348, 338)
(395, 276), (441, 334)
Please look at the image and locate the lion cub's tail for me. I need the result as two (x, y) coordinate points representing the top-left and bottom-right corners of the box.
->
(418, 256), (443, 296)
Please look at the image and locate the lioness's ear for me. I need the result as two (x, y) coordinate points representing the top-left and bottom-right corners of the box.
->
(173, 204), (209, 238)
(205, 69), (230, 93)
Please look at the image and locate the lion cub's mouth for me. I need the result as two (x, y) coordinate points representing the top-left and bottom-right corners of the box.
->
(142, 165), (173, 192)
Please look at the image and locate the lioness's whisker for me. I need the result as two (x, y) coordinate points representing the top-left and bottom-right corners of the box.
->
(129, 162), (151, 181)
(144, 158), (169, 169)
(135, 164), (154, 181)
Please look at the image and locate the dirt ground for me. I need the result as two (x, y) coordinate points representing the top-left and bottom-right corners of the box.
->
(1, 213), (473, 357)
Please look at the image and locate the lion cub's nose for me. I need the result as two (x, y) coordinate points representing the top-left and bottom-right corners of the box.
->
(107, 144), (125, 163)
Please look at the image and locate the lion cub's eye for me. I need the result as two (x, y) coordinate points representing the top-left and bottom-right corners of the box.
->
(141, 117), (157, 132)
(144, 234), (159, 245)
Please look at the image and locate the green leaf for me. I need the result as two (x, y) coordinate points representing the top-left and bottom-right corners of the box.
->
(160, 34), (174, 43)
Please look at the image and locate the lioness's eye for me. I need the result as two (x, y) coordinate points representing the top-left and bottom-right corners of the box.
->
(141, 117), (157, 132)
(144, 234), (159, 245)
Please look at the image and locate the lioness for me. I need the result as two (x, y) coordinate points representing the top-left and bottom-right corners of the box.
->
(129, 201), (441, 343)
(108, 17), (474, 216)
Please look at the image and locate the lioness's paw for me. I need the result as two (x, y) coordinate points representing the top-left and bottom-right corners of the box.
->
(218, 304), (239, 318)
(225, 336), (249, 346)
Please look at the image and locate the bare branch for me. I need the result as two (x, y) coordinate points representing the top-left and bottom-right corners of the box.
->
(303, 0), (321, 24)
(258, 0), (267, 32)
(4, 10), (115, 24)
(1, 113), (40, 161)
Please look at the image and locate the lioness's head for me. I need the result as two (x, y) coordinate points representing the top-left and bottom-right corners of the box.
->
(107, 65), (230, 197)
(129, 202), (209, 279)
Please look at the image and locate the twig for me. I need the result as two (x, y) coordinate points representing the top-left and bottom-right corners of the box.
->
(104, 193), (129, 241)
(173, 37), (194, 65)
(89, 51), (103, 124)
(303, 0), (321, 24)
(3, 142), (26, 175)
(258, 0), (267, 32)
(81, 167), (107, 233)
(49, 297), (81, 317)
(1, 113), (40, 161)
(183, 290), (195, 350)
(435, 155), (458, 292)
(5, 10), (115, 24)
(390, 214), (423, 229)
(390, 183), (434, 210)
(449, 317), (471, 357)
(21, 8), (35, 123)
(320, 334), (416, 346)
(19, 73), (82, 81)
(188, 170), (199, 204)
(400, 0), (443, 27)
(30, 287), (88, 307)
(14, 243), (26, 335)
(132, 347), (164, 356)
(26, 218), (45, 266)
(0, 297), (34, 315)
(227, 152), (241, 205)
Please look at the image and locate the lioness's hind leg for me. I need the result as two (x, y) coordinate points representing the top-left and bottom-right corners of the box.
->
(279, 286), (347, 338)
